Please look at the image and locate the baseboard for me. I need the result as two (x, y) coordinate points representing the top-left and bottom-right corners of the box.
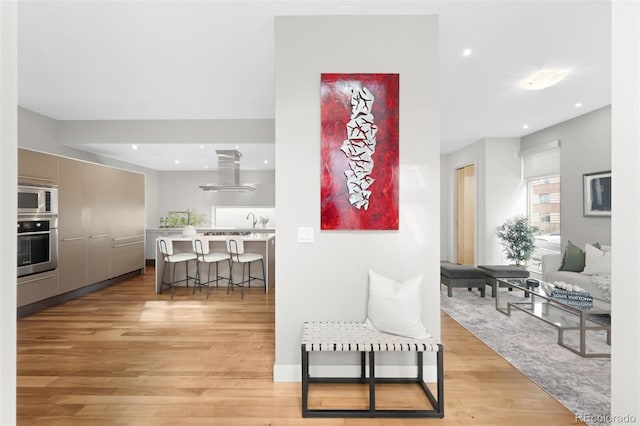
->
(273, 363), (438, 383)
(17, 269), (144, 317)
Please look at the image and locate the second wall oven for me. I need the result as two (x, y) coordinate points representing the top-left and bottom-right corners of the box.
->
(18, 217), (58, 277)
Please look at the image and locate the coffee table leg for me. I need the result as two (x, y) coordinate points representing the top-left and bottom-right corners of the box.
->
(580, 312), (586, 356)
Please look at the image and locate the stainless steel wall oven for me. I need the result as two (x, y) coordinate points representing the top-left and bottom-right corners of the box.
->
(17, 217), (58, 277)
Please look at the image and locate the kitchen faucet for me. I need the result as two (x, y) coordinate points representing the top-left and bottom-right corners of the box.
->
(246, 212), (257, 229)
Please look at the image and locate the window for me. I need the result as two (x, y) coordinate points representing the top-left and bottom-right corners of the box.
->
(539, 193), (551, 204)
(528, 175), (561, 270)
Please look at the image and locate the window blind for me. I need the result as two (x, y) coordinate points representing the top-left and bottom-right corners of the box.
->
(520, 140), (560, 179)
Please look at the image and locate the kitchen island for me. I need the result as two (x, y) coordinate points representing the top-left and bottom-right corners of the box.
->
(146, 227), (275, 260)
(154, 233), (275, 294)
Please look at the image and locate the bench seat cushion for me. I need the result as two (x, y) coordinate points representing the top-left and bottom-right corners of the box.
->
(478, 265), (530, 278)
(302, 321), (440, 352)
(440, 264), (486, 279)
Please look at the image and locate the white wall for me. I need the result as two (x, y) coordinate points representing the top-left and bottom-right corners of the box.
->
(442, 138), (524, 265)
(18, 107), (160, 230)
(58, 117), (275, 145)
(274, 15), (439, 381)
(611, 1), (640, 422)
(483, 138), (527, 264)
(0, 1), (17, 423)
(440, 154), (450, 260)
(17, 108), (278, 229)
(521, 107), (611, 248)
(156, 170), (275, 227)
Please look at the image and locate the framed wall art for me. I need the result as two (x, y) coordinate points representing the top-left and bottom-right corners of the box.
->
(320, 73), (399, 230)
(583, 170), (611, 217)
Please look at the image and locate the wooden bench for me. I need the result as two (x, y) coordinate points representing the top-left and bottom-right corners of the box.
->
(301, 321), (444, 418)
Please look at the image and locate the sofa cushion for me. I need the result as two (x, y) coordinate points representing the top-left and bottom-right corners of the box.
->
(582, 243), (612, 275)
(559, 240), (585, 272)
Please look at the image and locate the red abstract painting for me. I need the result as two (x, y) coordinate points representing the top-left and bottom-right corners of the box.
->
(320, 73), (399, 230)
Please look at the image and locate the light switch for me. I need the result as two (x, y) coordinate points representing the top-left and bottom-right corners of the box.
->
(297, 226), (314, 243)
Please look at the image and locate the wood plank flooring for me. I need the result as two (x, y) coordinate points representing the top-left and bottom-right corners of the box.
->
(17, 268), (584, 425)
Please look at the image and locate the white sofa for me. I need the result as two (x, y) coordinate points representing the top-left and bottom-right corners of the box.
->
(541, 253), (610, 302)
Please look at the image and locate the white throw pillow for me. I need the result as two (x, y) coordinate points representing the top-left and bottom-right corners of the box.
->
(582, 243), (612, 275)
(364, 270), (431, 339)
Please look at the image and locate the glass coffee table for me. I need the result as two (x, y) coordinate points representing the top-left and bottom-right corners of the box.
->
(496, 278), (611, 358)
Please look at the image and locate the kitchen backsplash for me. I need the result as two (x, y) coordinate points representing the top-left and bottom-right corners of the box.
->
(213, 206), (276, 228)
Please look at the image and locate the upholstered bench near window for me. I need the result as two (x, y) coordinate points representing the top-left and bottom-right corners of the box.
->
(440, 263), (486, 297)
(478, 264), (530, 298)
(301, 321), (444, 418)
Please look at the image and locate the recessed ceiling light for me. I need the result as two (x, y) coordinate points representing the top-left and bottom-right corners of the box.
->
(520, 69), (570, 90)
(200, 144), (205, 149)
(235, 145), (239, 149)
(204, 165), (208, 169)
(174, 160), (180, 165)
(575, 102), (583, 108)
(462, 48), (472, 57)
(523, 124), (529, 130)
(264, 160), (269, 164)
(131, 144), (138, 150)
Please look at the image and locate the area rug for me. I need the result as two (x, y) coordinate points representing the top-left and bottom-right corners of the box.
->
(440, 286), (611, 426)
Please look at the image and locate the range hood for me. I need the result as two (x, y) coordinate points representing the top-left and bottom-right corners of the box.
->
(199, 150), (256, 192)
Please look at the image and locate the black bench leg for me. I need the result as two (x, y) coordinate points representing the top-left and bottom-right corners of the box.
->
(369, 351), (375, 414)
(437, 345), (444, 414)
(301, 346), (309, 416)
(447, 285), (452, 297)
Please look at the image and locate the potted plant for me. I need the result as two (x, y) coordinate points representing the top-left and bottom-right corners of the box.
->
(496, 215), (540, 266)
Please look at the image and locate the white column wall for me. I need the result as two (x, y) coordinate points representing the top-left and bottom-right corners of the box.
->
(611, 1), (640, 423)
(274, 15), (439, 381)
(440, 154), (450, 260)
(0, 1), (17, 423)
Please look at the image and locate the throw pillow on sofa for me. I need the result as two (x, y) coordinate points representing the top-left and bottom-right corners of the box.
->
(559, 240), (585, 272)
(582, 243), (612, 275)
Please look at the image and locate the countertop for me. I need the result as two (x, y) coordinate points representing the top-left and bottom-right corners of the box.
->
(158, 233), (275, 242)
(148, 227), (275, 233)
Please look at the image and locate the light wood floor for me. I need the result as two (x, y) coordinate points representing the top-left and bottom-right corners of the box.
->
(17, 268), (584, 425)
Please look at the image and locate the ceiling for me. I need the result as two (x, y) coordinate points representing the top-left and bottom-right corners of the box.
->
(17, 1), (611, 171)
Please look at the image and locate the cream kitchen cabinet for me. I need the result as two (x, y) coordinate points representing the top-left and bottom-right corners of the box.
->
(109, 168), (145, 278)
(86, 163), (112, 283)
(21, 151), (145, 308)
(17, 270), (58, 307)
(18, 148), (58, 185)
(58, 160), (145, 286)
(57, 157), (88, 293)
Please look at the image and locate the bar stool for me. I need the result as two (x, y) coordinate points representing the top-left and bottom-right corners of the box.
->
(192, 237), (231, 299)
(158, 237), (197, 299)
(226, 238), (266, 299)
